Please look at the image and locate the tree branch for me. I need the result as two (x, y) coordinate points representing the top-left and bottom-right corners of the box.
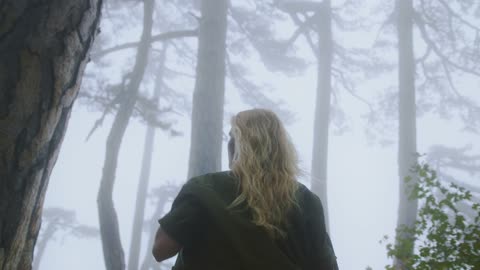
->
(91, 29), (198, 58)
(164, 66), (195, 78)
(85, 74), (131, 141)
(437, 0), (480, 33)
(285, 12), (319, 58)
(441, 175), (480, 195)
(371, 11), (395, 48)
(276, 1), (324, 13)
(414, 12), (480, 77)
(415, 47), (431, 64)
(332, 66), (374, 111)
(285, 12), (317, 47)
(440, 60), (462, 98)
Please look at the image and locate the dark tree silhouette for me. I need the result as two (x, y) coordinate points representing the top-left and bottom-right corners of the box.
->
(0, 1), (102, 269)
(368, 0), (480, 267)
(128, 44), (169, 270)
(94, 2), (195, 269)
(394, 2), (418, 268)
(96, 0), (155, 269)
(187, 0), (228, 178)
(277, 0), (372, 231)
(278, 0), (334, 230)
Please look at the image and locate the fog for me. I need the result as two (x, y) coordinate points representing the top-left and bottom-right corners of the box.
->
(35, 0), (479, 269)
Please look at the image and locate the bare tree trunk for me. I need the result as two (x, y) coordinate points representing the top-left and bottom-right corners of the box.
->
(0, 1), (102, 269)
(187, 0), (228, 179)
(128, 45), (168, 270)
(394, 0), (418, 268)
(310, 0), (333, 232)
(140, 203), (166, 270)
(32, 222), (56, 270)
(140, 186), (177, 270)
(97, 0), (154, 269)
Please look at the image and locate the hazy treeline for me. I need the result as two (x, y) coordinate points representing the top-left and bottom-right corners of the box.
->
(1, 0), (479, 270)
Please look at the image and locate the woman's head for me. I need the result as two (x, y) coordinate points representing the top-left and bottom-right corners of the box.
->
(228, 108), (300, 238)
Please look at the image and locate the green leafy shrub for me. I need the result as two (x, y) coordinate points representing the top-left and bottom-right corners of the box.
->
(382, 163), (480, 270)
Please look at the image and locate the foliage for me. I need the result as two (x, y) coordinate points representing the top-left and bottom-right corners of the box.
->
(81, 0), (301, 133)
(367, 0), (480, 145)
(41, 207), (99, 241)
(382, 163), (480, 269)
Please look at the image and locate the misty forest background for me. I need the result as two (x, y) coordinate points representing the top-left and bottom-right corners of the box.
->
(1, 0), (480, 269)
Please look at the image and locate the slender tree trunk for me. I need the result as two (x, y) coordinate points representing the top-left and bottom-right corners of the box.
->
(0, 1), (102, 269)
(128, 45), (168, 270)
(32, 222), (56, 270)
(140, 186), (177, 270)
(139, 203), (166, 270)
(310, 0), (333, 232)
(394, 0), (418, 268)
(97, 0), (154, 269)
(187, 0), (228, 179)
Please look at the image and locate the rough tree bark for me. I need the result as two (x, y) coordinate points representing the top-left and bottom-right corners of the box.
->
(187, 0), (228, 179)
(310, 0), (333, 232)
(127, 44), (168, 270)
(394, 0), (418, 268)
(96, 0), (154, 269)
(0, 1), (102, 269)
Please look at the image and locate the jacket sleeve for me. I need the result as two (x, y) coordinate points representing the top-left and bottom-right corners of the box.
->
(158, 179), (207, 249)
(305, 193), (339, 270)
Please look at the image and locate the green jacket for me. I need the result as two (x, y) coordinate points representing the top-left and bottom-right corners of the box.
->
(159, 171), (338, 270)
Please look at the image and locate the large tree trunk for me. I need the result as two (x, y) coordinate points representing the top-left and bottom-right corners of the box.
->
(128, 44), (168, 270)
(310, 0), (333, 232)
(394, 0), (418, 268)
(187, 0), (228, 179)
(96, 0), (154, 269)
(0, 1), (102, 269)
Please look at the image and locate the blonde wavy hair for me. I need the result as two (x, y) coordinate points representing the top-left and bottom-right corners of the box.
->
(229, 109), (301, 238)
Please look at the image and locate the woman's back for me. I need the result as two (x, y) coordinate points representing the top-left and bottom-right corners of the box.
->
(158, 171), (338, 270)
(154, 109), (338, 269)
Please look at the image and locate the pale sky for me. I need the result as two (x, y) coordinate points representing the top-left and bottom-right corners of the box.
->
(39, 1), (480, 269)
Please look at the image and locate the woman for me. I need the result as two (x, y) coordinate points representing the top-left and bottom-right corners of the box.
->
(152, 109), (338, 269)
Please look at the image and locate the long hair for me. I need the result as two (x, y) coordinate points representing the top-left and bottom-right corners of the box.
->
(229, 109), (301, 238)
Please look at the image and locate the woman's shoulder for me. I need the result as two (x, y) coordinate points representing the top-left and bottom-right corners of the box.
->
(294, 183), (326, 215)
(184, 171), (238, 197)
(187, 171), (236, 186)
(179, 171), (239, 208)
